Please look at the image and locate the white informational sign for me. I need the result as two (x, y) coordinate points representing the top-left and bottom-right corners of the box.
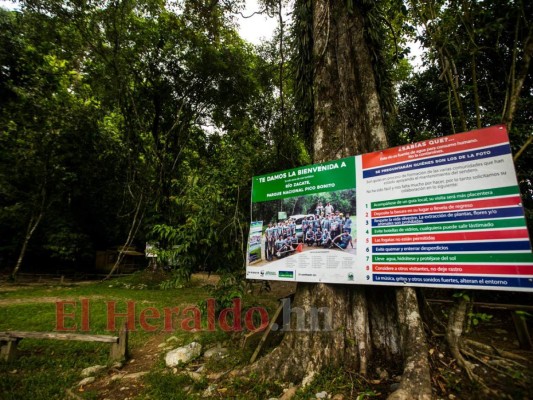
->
(145, 242), (158, 258)
(246, 125), (533, 291)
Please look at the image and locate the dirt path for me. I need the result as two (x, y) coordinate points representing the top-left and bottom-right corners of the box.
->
(75, 332), (168, 400)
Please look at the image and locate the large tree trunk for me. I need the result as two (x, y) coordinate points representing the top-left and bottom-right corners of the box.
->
(312, 0), (387, 159)
(248, 285), (431, 399)
(247, 1), (431, 398)
(247, 284), (401, 380)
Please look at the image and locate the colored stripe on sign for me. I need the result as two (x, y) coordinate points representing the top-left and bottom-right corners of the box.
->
(372, 229), (529, 244)
(371, 186), (519, 209)
(372, 253), (533, 263)
(372, 274), (533, 288)
(362, 126), (509, 169)
(372, 206), (525, 227)
(372, 218), (526, 235)
(372, 264), (533, 275)
(363, 143), (511, 178)
(371, 196), (521, 218)
(372, 241), (532, 253)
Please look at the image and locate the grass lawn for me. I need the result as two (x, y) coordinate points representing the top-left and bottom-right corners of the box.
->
(0, 271), (286, 399)
(2, 271), (532, 399)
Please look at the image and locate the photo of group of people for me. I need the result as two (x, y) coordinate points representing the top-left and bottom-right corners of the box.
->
(264, 210), (354, 260)
(249, 189), (357, 265)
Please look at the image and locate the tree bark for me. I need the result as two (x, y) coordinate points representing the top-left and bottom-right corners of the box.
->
(245, 284), (398, 381)
(313, 0), (387, 160)
(247, 1), (432, 398)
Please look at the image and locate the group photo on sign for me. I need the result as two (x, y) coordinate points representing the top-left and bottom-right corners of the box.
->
(248, 190), (357, 267)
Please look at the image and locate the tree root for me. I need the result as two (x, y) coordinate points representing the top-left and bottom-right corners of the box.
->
(418, 289), (447, 333)
(388, 288), (432, 400)
(445, 296), (529, 397)
(470, 348), (527, 370)
(459, 338), (529, 392)
(238, 285), (432, 400)
(445, 296), (476, 378)
(460, 347), (527, 385)
(237, 284), (377, 384)
(464, 338), (529, 363)
(445, 295), (494, 392)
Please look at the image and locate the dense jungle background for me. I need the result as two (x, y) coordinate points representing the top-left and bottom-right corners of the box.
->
(0, 0), (532, 285)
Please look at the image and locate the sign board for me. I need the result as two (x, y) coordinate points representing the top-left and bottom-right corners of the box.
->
(246, 125), (533, 291)
(247, 221), (263, 263)
(145, 242), (158, 258)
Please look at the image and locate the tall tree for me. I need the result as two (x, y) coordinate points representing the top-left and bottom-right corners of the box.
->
(1, 0), (289, 278)
(396, 0), (533, 386)
(394, 0), (533, 256)
(0, 9), (109, 277)
(245, 1), (432, 398)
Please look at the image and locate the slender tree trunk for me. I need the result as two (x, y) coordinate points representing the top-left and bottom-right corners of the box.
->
(11, 211), (44, 279)
(471, 55), (481, 129)
(503, 25), (533, 131)
(103, 194), (145, 280)
(247, 2), (432, 398)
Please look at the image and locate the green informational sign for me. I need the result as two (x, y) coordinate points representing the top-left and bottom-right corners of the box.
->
(252, 157), (356, 203)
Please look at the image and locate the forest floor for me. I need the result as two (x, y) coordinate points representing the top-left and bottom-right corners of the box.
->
(0, 271), (532, 399)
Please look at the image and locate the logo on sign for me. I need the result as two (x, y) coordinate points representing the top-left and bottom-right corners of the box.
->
(279, 271), (294, 278)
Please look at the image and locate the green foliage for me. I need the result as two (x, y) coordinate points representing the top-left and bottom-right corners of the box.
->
(107, 269), (170, 290)
(0, 1), (306, 276)
(514, 310), (533, 320)
(159, 269), (192, 290)
(0, 340), (109, 400)
(2, 0), (529, 282)
(452, 291), (493, 331)
(199, 272), (246, 315)
(467, 311), (493, 327)
(396, 0), (533, 141)
(42, 224), (93, 263)
(452, 291), (470, 302)
(152, 171), (247, 279)
(0, 6), (135, 271)
(394, 0), (533, 236)
(225, 376), (284, 400)
(0, 279), (298, 398)
(0, 278), (212, 399)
